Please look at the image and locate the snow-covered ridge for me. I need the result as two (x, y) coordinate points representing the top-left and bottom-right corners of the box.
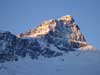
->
(0, 15), (95, 63)
(0, 15), (99, 75)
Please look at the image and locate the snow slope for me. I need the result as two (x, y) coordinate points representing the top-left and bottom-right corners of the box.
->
(0, 50), (100, 75)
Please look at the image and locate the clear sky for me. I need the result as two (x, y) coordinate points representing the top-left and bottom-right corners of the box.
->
(0, 0), (100, 49)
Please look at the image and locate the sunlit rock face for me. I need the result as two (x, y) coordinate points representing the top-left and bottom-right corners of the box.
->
(18, 15), (95, 50)
(18, 15), (85, 42)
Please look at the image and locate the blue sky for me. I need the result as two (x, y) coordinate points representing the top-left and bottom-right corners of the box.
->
(0, 0), (100, 49)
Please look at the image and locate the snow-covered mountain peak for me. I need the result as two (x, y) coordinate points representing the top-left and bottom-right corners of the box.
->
(17, 15), (75, 38)
(0, 15), (96, 63)
(58, 15), (74, 24)
(0, 15), (99, 75)
(17, 15), (95, 50)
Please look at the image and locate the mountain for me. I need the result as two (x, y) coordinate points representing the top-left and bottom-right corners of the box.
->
(0, 15), (96, 62)
(0, 15), (100, 75)
(17, 15), (95, 50)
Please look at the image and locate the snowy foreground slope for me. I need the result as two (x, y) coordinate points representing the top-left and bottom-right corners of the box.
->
(0, 50), (100, 75)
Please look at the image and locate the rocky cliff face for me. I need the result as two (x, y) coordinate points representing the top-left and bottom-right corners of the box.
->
(17, 15), (95, 50)
(18, 15), (85, 40)
(0, 15), (95, 62)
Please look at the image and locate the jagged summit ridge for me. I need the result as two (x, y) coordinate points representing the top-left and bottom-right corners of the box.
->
(18, 15), (85, 42)
(0, 15), (95, 62)
(17, 15), (95, 50)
